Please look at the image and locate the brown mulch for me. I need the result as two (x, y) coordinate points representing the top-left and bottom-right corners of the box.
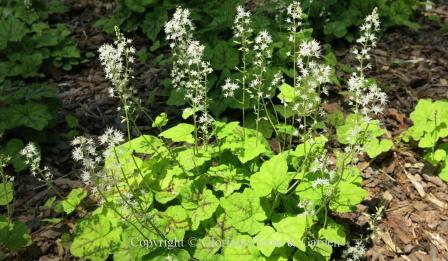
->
(357, 3), (448, 260)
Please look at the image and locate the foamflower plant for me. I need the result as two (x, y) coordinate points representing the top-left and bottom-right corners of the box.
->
(68, 3), (393, 261)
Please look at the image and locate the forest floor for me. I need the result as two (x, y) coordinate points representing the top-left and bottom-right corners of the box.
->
(8, 0), (448, 260)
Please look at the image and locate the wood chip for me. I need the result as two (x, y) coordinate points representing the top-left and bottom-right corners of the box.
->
(424, 231), (448, 252)
(400, 162), (426, 197)
(425, 193), (448, 210)
(379, 230), (402, 253)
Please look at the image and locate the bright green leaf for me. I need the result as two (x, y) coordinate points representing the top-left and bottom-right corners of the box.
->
(250, 154), (291, 197)
(220, 189), (267, 235)
(160, 123), (195, 144)
(152, 113), (168, 128)
(0, 182), (13, 206)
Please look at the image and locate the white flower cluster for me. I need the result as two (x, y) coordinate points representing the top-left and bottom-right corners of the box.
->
(21, 143), (53, 182)
(286, 1), (304, 44)
(345, 241), (367, 261)
(72, 136), (102, 172)
(164, 7), (194, 44)
(297, 199), (316, 216)
(253, 30), (273, 66)
(99, 127), (125, 151)
(268, 72), (284, 94)
(307, 150), (339, 191)
(98, 26), (136, 101)
(233, 5), (253, 48)
(298, 40), (321, 58)
(291, 49), (331, 116)
(283, 2), (331, 119)
(287, 1), (304, 21)
(222, 79), (239, 98)
(71, 128), (125, 200)
(249, 30), (273, 100)
(353, 7), (380, 72)
(347, 75), (387, 121)
(165, 7), (214, 142)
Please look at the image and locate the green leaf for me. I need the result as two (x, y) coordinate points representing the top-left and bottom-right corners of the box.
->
(194, 212), (238, 259)
(13, 84), (58, 100)
(0, 216), (31, 252)
(336, 114), (391, 158)
(0, 182), (13, 206)
(250, 154), (291, 197)
(214, 121), (240, 139)
(210, 41), (239, 71)
(177, 148), (211, 171)
(65, 115), (79, 128)
(167, 89), (187, 106)
(293, 240), (332, 261)
(296, 179), (325, 205)
(327, 111), (344, 127)
(363, 138), (393, 158)
(254, 226), (283, 256)
(157, 205), (189, 240)
(439, 164), (448, 182)
(277, 83), (296, 103)
(324, 21), (348, 38)
(143, 6), (168, 41)
(275, 124), (297, 136)
(154, 176), (188, 204)
(220, 189), (267, 235)
(115, 135), (164, 155)
(272, 214), (308, 251)
(223, 235), (262, 260)
(124, 0), (156, 13)
(182, 108), (195, 120)
(5, 103), (52, 131)
(152, 113), (168, 128)
(329, 182), (368, 212)
(291, 136), (328, 159)
(71, 210), (123, 260)
(221, 128), (271, 163)
(146, 248), (191, 261)
(0, 16), (28, 49)
(246, 113), (274, 139)
(337, 114), (384, 145)
(114, 225), (153, 261)
(160, 123), (195, 144)
(180, 187), (219, 230)
(55, 188), (87, 214)
(433, 149), (447, 163)
(425, 148), (447, 166)
(406, 99), (448, 147)
(43, 196), (57, 209)
(0, 139), (26, 172)
(318, 219), (346, 245)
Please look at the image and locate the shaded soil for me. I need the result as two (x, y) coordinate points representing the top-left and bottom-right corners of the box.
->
(4, 0), (448, 260)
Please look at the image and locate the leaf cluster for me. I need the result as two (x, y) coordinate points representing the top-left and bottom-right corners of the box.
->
(404, 99), (448, 181)
(0, 0), (80, 82)
(70, 119), (372, 260)
(300, 0), (419, 41)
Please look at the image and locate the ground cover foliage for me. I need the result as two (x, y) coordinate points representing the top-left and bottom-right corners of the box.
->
(0, 0), (85, 174)
(47, 4), (388, 260)
(1, 0), (447, 260)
